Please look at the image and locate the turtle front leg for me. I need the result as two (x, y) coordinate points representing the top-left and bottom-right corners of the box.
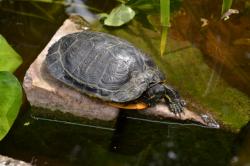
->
(163, 84), (186, 115)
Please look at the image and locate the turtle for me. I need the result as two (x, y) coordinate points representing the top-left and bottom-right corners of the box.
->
(45, 31), (185, 114)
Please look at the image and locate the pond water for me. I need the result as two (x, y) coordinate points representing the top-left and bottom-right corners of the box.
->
(0, 0), (249, 165)
(0, 110), (236, 166)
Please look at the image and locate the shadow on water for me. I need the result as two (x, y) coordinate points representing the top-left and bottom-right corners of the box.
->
(0, 109), (236, 166)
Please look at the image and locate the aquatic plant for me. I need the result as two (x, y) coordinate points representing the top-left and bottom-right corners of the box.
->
(0, 35), (23, 141)
(222, 0), (233, 15)
(99, 4), (135, 26)
(160, 0), (170, 56)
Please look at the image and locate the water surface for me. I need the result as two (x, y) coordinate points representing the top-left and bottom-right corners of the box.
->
(0, 0), (249, 165)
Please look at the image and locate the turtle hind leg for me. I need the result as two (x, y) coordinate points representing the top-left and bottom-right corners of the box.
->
(163, 84), (186, 115)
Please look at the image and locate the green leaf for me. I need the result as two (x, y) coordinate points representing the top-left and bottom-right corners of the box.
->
(0, 71), (22, 140)
(103, 4), (135, 27)
(127, 0), (160, 12)
(160, 0), (170, 56)
(160, 27), (168, 56)
(221, 0), (233, 15)
(160, 0), (170, 27)
(0, 35), (22, 73)
(127, 0), (181, 13)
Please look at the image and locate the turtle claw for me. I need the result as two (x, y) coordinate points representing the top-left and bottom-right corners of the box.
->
(163, 84), (186, 116)
(168, 99), (186, 116)
(180, 99), (186, 107)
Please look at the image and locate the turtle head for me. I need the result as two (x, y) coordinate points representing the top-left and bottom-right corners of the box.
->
(144, 84), (166, 106)
(144, 83), (186, 115)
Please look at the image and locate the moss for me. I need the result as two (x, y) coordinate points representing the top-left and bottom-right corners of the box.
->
(100, 21), (250, 131)
(158, 46), (250, 130)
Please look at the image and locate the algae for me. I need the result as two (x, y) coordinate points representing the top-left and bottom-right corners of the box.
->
(99, 19), (250, 131)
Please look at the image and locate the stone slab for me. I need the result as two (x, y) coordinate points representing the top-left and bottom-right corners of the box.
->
(0, 155), (31, 166)
(23, 15), (119, 123)
(23, 15), (219, 128)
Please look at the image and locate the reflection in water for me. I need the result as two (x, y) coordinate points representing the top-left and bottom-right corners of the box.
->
(231, 121), (250, 166)
(0, 111), (236, 166)
(172, 0), (250, 96)
(0, 1), (67, 80)
(65, 0), (98, 23)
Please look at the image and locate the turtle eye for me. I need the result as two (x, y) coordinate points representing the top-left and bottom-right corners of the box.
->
(147, 84), (164, 96)
(145, 59), (156, 67)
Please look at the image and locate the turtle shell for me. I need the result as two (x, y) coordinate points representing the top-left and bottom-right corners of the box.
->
(45, 31), (165, 102)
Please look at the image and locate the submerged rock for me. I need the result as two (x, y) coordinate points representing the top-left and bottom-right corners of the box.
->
(0, 155), (31, 166)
